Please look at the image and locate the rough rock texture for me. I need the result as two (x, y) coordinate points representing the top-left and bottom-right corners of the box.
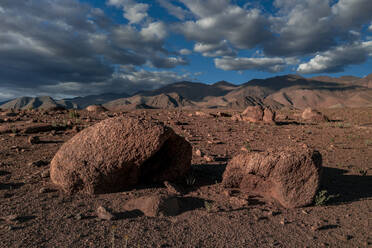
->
(263, 108), (276, 124)
(241, 106), (264, 122)
(222, 146), (322, 208)
(302, 108), (329, 122)
(124, 194), (180, 217)
(85, 105), (107, 112)
(50, 117), (192, 194)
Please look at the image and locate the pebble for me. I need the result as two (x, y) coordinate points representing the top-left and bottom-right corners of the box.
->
(96, 206), (115, 221)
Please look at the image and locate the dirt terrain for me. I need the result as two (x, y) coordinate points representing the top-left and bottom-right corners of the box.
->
(0, 107), (371, 247)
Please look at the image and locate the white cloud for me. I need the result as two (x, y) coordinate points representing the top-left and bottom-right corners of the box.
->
(214, 57), (289, 72)
(179, 48), (192, 55)
(194, 40), (235, 57)
(178, 5), (270, 50)
(107, 0), (149, 24)
(157, 0), (189, 20)
(369, 23), (372, 32)
(297, 41), (372, 74)
(140, 22), (167, 41)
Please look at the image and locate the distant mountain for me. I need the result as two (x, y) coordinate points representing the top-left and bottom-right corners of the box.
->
(104, 92), (194, 110)
(2, 74), (372, 110)
(0, 96), (71, 110)
(63, 92), (129, 109)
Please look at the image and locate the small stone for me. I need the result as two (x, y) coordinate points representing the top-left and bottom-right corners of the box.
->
(28, 136), (40, 144)
(41, 169), (50, 178)
(96, 206), (115, 220)
(164, 181), (183, 195)
(280, 218), (289, 225)
(203, 155), (213, 162)
(195, 149), (203, 157)
(39, 187), (48, 194)
(75, 213), (83, 220)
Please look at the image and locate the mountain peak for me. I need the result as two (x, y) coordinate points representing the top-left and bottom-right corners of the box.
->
(212, 81), (235, 87)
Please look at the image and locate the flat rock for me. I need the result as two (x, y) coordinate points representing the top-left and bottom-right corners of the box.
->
(96, 206), (115, 220)
(50, 117), (192, 194)
(302, 108), (329, 122)
(124, 194), (180, 217)
(222, 145), (322, 208)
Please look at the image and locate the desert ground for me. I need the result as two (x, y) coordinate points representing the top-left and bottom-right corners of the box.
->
(0, 107), (371, 248)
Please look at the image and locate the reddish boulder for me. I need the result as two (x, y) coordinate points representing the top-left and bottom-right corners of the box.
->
(241, 106), (264, 122)
(124, 194), (180, 217)
(50, 117), (192, 194)
(85, 105), (108, 112)
(222, 145), (322, 208)
(263, 108), (276, 124)
(302, 108), (329, 122)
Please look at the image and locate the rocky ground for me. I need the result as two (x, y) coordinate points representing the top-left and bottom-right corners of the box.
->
(0, 107), (371, 248)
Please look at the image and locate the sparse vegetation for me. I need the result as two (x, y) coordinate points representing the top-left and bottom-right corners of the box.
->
(185, 173), (196, 186)
(314, 190), (338, 206)
(365, 140), (372, 146)
(204, 200), (214, 212)
(243, 141), (252, 152)
(68, 109), (80, 120)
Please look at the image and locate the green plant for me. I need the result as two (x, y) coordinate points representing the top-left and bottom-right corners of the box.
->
(204, 200), (214, 212)
(68, 109), (80, 119)
(185, 173), (196, 186)
(243, 141), (252, 152)
(314, 190), (338, 206)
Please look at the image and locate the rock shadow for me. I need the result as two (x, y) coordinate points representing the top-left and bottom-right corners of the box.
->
(321, 167), (372, 204)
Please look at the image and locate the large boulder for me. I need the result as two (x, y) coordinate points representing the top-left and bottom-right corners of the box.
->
(301, 108), (329, 122)
(241, 106), (264, 122)
(263, 108), (276, 124)
(50, 117), (192, 194)
(222, 145), (322, 208)
(85, 105), (108, 112)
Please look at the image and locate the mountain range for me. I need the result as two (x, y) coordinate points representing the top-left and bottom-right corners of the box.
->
(1, 74), (372, 111)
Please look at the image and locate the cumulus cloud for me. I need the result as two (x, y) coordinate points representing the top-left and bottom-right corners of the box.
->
(158, 0), (189, 20)
(194, 40), (236, 57)
(107, 0), (149, 24)
(177, 3), (271, 50)
(369, 23), (372, 32)
(297, 41), (372, 73)
(214, 57), (290, 73)
(179, 48), (192, 55)
(0, 0), (188, 100)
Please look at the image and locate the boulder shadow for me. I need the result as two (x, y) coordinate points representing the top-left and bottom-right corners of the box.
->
(275, 121), (302, 126)
(178, 197), (205, 213)
(321, 167), (372, 204)
(115, 210), (144, 220)
(188, 163), (227, 187)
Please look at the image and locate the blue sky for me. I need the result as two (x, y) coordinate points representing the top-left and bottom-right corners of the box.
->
(0, 0), (372, 100)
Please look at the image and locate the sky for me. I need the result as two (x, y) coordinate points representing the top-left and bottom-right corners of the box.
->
(0, 0), (372, 101)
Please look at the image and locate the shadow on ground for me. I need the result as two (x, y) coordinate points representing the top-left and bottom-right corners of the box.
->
(321, 167), (372, 204)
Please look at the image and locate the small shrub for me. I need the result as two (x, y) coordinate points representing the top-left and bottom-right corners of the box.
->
(314, 190), (338, 206)
(243, 141), (252, 152)
(185, 173), (196, 186)
(204, 200), (214, 212)
(68, 109), (79, 119)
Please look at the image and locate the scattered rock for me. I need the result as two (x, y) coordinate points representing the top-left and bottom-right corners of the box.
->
(195, 149), (203, 157)
(41, 169), (50, 178)
(96, 206), (115, 220)
(194, 111), (209, 117)
(50, 117), (192, 194)
(85, 105), (108, 112)
(301, 108), (329, 122)
(1, 214), (18, 223)
(28, 136), (40, 145)
(203, 155), (213, 162)
(222, 145), (322, 208)
(124, 194), (180, 217)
